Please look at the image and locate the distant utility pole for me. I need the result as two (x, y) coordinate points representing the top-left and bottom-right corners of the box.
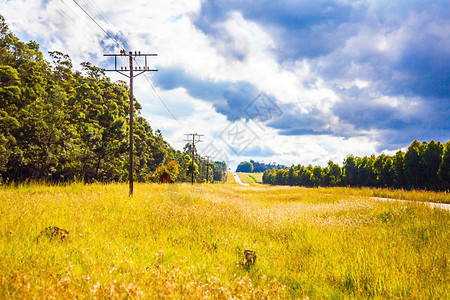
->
(104, 50), (158, 196)
(184, 133), (204, 184)
(205, 155), (211, 183)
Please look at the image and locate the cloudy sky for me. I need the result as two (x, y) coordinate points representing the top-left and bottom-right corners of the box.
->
(1, 0), (449, 169)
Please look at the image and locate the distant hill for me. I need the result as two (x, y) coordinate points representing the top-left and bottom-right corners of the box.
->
(236, 160), (288, 173)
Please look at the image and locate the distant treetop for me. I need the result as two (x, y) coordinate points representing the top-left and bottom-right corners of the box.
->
(236, 160), (288, 173)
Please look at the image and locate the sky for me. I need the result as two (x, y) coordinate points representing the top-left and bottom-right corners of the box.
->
(0, 0), (449, 170)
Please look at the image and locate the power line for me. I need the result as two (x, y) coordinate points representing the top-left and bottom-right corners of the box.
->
(78, 0), (111, 27)
(75, 0), (129, 49)
(130, 56), (181, 125)
(53, 0), (100, 39)
(145, 74), (181, 123)
(72, 0), (125, 51)
(184, 133), (204, 184)
(70, 0), (180, 127)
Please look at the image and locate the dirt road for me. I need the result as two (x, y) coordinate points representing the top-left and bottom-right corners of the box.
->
(232, 172), (249, 186)
(372, 197), (450, 211)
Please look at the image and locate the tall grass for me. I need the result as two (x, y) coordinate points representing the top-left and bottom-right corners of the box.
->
(0, 183), (448, 298)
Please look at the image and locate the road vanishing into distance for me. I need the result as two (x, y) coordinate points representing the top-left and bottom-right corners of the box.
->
(372, 197), (450, 212)
(233, 172), (249, 186)
(234, 172), (450, 212)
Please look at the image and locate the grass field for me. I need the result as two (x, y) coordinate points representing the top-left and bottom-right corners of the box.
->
(0, 182), (448, 298)
(238, 172), (264, 184)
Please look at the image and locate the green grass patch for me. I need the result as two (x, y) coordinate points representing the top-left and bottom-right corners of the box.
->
(238, 172), (264, 184)
(0, 183), (448, 298)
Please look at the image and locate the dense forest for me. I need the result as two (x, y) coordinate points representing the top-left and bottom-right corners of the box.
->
(263, 139), (450, 191)
(0, 15), (226, 184)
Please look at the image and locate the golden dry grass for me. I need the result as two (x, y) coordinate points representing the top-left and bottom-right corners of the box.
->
(0, 182), (448, 298)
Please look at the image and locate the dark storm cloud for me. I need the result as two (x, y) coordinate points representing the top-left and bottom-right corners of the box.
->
(391, 34), (450, 99)
(333, 88), (450, 150)
(266, 105), (334, 136)
(317, 2), (450, 100)
(193, 0), (362, 60)
(154, 68), (260, 121)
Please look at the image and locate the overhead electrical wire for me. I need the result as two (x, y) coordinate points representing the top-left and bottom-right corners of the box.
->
(75, 0), (128, 49)
(71, 0), (125, 51)
(79, 0), (111, 27)
(53, 0), (99, 42)
(143, 72), (181, 125)
(130, 56), (180, 124)
(70, 0), (181, 125)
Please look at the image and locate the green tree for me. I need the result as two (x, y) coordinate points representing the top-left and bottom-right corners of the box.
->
(405, 140), (424, 188)
(358, 156), (376, 187)
(324, 161), (342, 186)
(311, 166), (322, 187)
(212, 161), (227, 182)
(185, 154), (199, 181)
(438, 141), (450, 190)
(381, 156), (395, 187)
(393, 150), (406, 188)
(422, 140), (443, 189)
(343, 154), (358, 186)
(166, 160), (180, 181)
(0, 65), (21, 174)
(236, 161), (254, 172)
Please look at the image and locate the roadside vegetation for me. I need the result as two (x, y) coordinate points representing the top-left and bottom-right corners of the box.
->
(1, 183), (448, 298)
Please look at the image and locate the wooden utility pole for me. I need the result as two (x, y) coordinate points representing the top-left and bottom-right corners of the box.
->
(184, 133), (203, 184)
(205, 155), (211, 183)
(104, 50), (157, 196)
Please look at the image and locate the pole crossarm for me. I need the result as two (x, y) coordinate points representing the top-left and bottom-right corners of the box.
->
(103, 52), (158, 76)
(103, 50), (158, 196)
(184, 133), (204, 143)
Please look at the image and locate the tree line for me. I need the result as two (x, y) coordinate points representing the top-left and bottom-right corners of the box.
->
(263, 140), (450, 191)
(236, 160), (288, 173)
(0, 15), (226, 184)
